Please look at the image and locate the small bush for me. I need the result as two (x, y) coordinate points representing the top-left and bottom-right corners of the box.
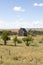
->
(1, 31), (10, 45)
(17, 39), (22, 44)
(13, 36), (18, 46)
(30, 43), (38, 47)
(39, 38), (43, 44)
(22, 36), (33, 46)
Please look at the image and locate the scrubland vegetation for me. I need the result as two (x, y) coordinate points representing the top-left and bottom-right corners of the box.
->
(0, 30), (43, 65)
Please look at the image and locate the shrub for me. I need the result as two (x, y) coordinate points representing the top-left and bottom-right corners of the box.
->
(1, 31), (10, 45)
(17, 39), (22, 44)
(39, 38), (43, 43)
(13, 36), (18, 46)
(22, 36), (33, 46)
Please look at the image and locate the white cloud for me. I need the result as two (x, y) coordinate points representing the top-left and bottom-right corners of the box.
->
(33, 3), (43, 7)
(0, 20), (43, 29)
(0, 20), (29, 29)
(30, 20), (43, 28)
(13, 6), (25, 12)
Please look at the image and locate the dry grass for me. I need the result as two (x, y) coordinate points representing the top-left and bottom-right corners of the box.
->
(0, 35), (43, 65)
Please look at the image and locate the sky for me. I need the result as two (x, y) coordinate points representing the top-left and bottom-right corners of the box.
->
(0, 0), (43, 29)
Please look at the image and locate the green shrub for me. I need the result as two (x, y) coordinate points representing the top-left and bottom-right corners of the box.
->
(13, 36), (18, 46)
(22, 36), (33, 46)
(1, 31), (10, 45)
(39, 38), (43, 43)
(17, 39), (22, 44)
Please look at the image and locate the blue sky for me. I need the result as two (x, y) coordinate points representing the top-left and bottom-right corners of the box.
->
(0, 0), (43, 29)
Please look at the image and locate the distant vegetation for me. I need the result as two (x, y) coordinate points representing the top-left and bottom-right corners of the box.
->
(28, 29), (43, 36)
(0, 30), (18, 36)
(0, 29), (43, 36)
(0, 29), (43, 46)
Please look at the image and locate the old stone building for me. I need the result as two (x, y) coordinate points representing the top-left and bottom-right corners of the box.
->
(18, 28), (27, 36)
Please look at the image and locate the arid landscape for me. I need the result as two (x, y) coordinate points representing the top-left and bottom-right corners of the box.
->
(0, 0), (43, 65)
(0, 29), (43, 65)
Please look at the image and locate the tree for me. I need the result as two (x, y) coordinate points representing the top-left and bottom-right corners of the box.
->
(1, 31), (10, 45)
(22, 36), (33, 46)
(13, 36), (22, 46)
(13, 36), (18, 46)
